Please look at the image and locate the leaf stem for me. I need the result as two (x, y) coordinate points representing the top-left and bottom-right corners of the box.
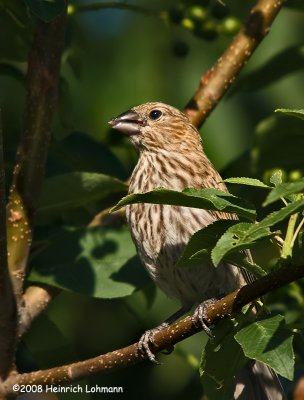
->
(281, 213), (299, 259)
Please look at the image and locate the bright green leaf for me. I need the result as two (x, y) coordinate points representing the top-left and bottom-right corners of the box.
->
(177, 220), (238, 267)
(235, 315), (294, 380)
(263, 179), (304, 206)
(212, 200), (304, 265)
(211, 223), (275, 267)
(275, 108), (304, 121)
(112, 188), (256, 221)
(224, 177), (270, 189)
(28, 226), (150, 298)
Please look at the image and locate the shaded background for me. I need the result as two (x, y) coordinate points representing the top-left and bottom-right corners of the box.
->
(1, 0), (304, 399)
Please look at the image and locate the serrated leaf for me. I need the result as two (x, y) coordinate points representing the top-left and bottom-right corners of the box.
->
(235, 315), (294, 380)
(28, 226), (150, 298)
(37, 172), (127, 224)
(263, 179), (304, 206)
(25, 0), (66, 22)
(112, 188), (256, 221)
(212, 200), (304, 265)
(224, 177), (270, 189)
(211, 223), (275, 267)
(225, 253), (267, 278)
(275, 108), (304, 121)
(177, 220), (238, 267)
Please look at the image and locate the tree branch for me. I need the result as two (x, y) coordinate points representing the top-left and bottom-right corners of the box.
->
(1, 260), (302, 395)
(6, 10), (67, 309)
(0, 111), (17, 380)
(184, 0), (285, 128)
(18, 285), (60, 337)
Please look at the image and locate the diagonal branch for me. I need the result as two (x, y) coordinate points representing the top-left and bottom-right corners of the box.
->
(1, 260), (303, 396)
(184, 0), (285, 128)
(0, 111), (17, 380)
(6, 10), (67, 308)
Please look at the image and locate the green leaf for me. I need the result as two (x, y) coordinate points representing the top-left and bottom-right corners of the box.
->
(37, 172), (127, 224)
(235, 315), (294, 380)
(177, 220), (238, 267)
(28, 226), (150, 298)
(225, 252), (267, 278)
(211, 223), (275, 267)
(263, 179), (304, 206)
(200, 319), (248, 400)
(275, 108), (304, 121)
(223, 177), (270, 189)
(25, 0), (66, 22)
(112, 188), (256, 221)
(212, 199), (304, 265)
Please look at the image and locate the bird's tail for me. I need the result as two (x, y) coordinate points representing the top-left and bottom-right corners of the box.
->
(234, 360), (286, 399)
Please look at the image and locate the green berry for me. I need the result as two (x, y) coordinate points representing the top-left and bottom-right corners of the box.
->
(186, 5), (207, 22)
(289, 170), (302, 182)
(181, 17), (195, 30)
(220, 17), (241, 35)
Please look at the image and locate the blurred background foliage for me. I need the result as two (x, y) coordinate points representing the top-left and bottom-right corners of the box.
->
(1, 0), (304, 399)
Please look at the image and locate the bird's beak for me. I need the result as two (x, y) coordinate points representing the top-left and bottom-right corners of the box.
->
(108, 110), (144, 135)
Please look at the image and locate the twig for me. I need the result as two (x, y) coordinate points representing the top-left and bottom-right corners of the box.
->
(6, 10), (67, 308)
(1, 260), (303, 395)
(0, 111), (17, 380)
(184, 0), (285, 128)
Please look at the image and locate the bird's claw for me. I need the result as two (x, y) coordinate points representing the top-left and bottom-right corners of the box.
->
(138, 328), (162, 364)
(192, 298), (218, 337)
(138, 322), (172, 364)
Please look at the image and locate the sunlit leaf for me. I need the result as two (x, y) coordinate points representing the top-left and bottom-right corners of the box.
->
(112, 188), (256, 221)
(224, 177), (270, 189)
(235, 315), (294, 380)
(28, 226), (150, 298)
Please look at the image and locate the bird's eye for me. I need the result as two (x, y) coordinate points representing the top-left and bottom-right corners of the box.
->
(149, 109), (162, 120)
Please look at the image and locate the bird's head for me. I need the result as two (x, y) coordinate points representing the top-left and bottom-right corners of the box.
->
(109, 102), (202, 153)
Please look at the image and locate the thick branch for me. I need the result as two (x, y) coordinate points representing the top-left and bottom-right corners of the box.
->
(1, 261), (303, 395)
(6, 10), (67, 305)
(0, 111), (17, 380)
(184, 0), (285, 128)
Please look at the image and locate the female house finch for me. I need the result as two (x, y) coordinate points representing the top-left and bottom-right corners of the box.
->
(109, 102), (285, 399)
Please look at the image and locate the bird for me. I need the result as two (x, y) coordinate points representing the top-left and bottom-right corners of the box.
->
(109, 102), (285, 399)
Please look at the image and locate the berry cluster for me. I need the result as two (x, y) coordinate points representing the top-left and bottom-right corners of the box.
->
(169, 0), (241, 42)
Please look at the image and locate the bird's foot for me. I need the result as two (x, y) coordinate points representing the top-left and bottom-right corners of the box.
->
(138, 322), (170, 364)
(192, 298), (218, 337)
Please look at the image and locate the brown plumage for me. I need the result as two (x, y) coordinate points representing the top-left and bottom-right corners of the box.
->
(109, 102), (285, 399)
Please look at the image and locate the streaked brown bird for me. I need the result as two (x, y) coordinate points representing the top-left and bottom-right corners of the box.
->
(109, 102), (285, 399)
